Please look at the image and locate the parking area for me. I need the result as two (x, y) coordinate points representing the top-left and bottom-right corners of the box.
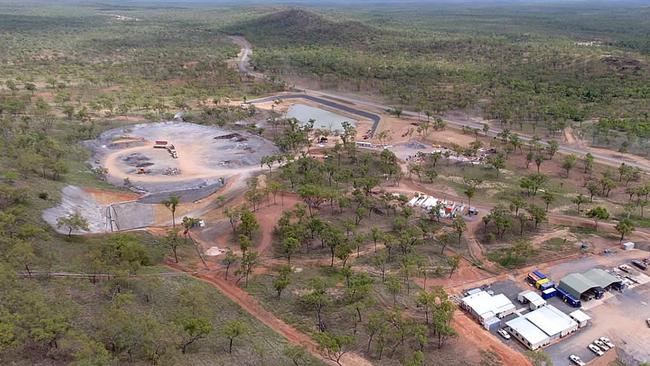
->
(546, 283), (650, 366)
(461, 250), (650, 366)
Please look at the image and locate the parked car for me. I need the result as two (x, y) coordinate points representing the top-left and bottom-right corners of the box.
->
(646, 318), (650, 327)
(599, 337), (615, 348)
(589, 344), (604, 356)
(594, 339), (609, 351)
(569, 354), (586, 366)
(497, 328), (510, 340)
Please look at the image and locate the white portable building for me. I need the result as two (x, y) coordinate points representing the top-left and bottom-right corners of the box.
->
(569, 310), (591, 328)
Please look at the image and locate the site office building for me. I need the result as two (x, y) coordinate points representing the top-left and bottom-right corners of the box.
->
(461, 290), (516, 330)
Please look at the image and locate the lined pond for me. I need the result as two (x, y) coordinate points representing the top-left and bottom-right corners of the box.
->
(286, 104), (357, 133)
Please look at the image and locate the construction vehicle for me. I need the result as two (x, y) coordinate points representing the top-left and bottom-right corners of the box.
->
(153, 140), (168, 148)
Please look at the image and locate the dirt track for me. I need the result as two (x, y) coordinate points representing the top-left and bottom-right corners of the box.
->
(166, 261), (372, 366)
(453, 312), (533, 366)
(233, 36), (650, 174)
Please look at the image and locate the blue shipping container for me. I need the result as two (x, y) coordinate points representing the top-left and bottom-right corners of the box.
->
(532, 270), (547, 279)
(541, 288), (557, 300)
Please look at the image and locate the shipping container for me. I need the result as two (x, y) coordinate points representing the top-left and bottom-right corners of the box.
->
(539, 281), (555, 291)
(527, 273), (543, 285)
(535, 278), (550, 289)
(541, 288), (557, 300)
(532, 270), (547, 279)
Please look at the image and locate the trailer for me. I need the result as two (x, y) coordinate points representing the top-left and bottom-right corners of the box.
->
(556, 286), (581, 307)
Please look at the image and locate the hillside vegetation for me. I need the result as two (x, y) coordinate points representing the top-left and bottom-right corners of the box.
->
(240, 5), (650, 156)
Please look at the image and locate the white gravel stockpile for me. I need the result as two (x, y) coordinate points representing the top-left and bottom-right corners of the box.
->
(42, 186), (106, 234)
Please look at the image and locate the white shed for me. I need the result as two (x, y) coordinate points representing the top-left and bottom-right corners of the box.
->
(461, 291), (516, 329)
(622, 242), (635, 250)
(518, 290), (547, 310)
(569, 309), (591, 328)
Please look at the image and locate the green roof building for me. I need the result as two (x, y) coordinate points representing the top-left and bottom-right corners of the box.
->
(558, 268), (622, 300)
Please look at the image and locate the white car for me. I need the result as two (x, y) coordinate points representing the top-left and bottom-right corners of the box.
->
(599, 337), (615, 348)
(589, 343), (604, 356)
(497, 328), (510, 340)
(594, 339), (609, 351)
(569, 354), (586, 366)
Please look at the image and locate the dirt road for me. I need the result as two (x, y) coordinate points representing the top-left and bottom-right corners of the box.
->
(231, 36), (650, 174)
(453, 312), (533, 366)
(167, 262), (372, 366)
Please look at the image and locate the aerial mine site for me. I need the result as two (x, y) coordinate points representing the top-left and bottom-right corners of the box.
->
(1, 1), (649, 365)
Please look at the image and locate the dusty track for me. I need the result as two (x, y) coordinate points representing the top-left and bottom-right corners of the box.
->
(166, 262), (372, 366)
(233, 36), (650, 173)
(453, 312), (533, 366)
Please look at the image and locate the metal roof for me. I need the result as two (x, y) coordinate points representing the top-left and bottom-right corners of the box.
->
(462, 291), (515, 318)
(559, 269), (622, 298)
(523, 291), (546, 307)
(583, 268), (621, 289)
(506, 316), (549, 346)
(524, 305), (578, 337)
(559, 273), (595, 298)
(569, 309), (591, 323)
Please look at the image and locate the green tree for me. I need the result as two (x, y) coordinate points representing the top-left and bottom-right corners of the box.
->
(162, 195), (180, 228)
(179, 317), (213, 354)
(56, 212), (89, 237)
(385, 275), (402, 305)
(546, 140), (559, 160)
(273, 265), (292, 298)
(615, 218), (634, 243)
(452, 216), (466, 244)
(572, 194), (588, 212)
(300, 278), (331, 332)
(222, 319), (248, 354)
(532, 153), (546, 173)
(238, 208), (259, 239)
(586, 207), (610, 230)
(236, 251), (260, 287)
(221, 249), (237, 280)
(541, 191), (555, 212)
(370, 226), (383, 253)
(284, 344), (308, 366)
(161, 228), (183, 263)
(562, 154), (577, 177)
(464, 185), (476, 208)
(583, 153), (594, 174)
(447, 255), (461, 278)
(314, 332), (354, 366)
(282, 236), (300, 265)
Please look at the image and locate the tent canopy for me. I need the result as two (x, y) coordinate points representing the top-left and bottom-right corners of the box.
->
(559, 269), (621, 298)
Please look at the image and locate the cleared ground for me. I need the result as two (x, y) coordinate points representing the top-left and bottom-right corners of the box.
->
(87, 121), (277, 200)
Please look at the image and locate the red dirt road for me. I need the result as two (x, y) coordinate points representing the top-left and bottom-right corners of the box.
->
(453, 312), (533, 366)
(166, 262), (372, 366)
